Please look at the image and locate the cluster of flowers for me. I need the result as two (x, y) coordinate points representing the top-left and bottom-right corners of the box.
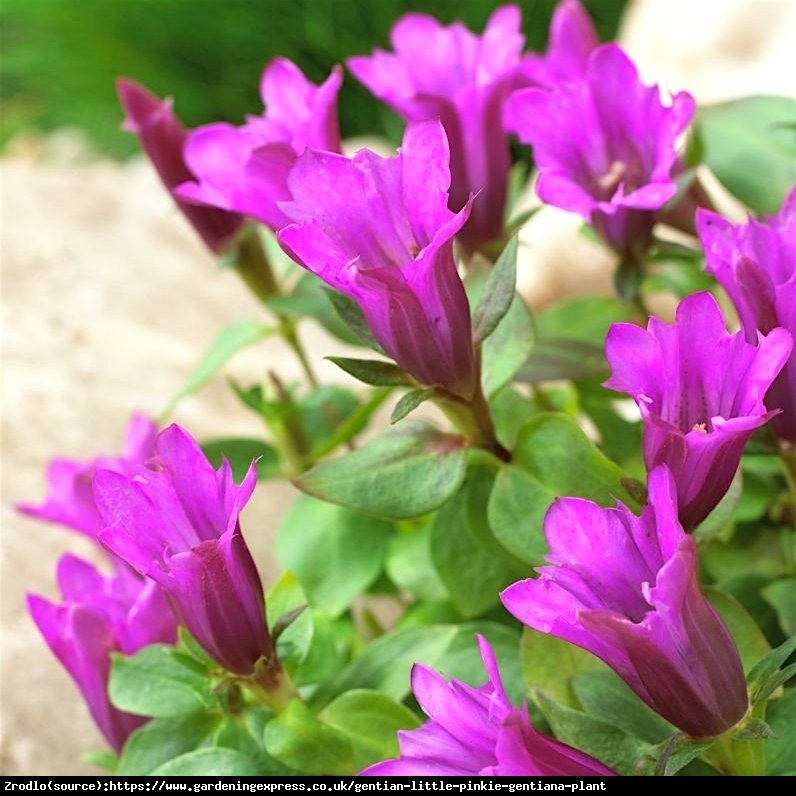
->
(21, 0), (794, 776)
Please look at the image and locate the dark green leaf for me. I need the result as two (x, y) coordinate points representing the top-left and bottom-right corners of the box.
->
(295, 419), (467, 519)
(326, 356), (413, 387)
(472, 235), (518, 343)
(321, 286), (381, 351)
(765, 686), (796, 775)
(516, 337), (608, 383)
(747, 635), (796, 705)
(390, 387), (435, 424)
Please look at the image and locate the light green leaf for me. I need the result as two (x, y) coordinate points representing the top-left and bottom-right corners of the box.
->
(161, 319), (274, 417)
(151, 747), (263, 776)
(390, 387), (435, 424)
(472, 235), (518, 343)
(696, 95), (796, 215)
(326, 356), (413, 387)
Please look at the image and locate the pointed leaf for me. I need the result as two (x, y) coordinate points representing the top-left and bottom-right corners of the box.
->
(326, 356), (413, 387)
(321, 287), (381, 351)
(472, 235), (518, 343)
(161, 320), (274, 416)
(201, 437), (280, 480)
(390, 387), (435, 423)
(294, 419), (467, 519)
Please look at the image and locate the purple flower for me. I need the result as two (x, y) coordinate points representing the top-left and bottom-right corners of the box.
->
(16, 412), (158, 539)
(697, 187), (796, 442)
(278, 120), (478, 401)
(604, 291), (792, 530)
(94, 424), (273, 676)
(360, 635), (617, 776)
(27, 554), (177, 752)
(505, 43), (695, 256)
(116, 78), (245, 253)
(518, 0), (599, 88)
(501, 466), (749, 739)
(175, 58), (342, 231)
(347, 5), (530, 254)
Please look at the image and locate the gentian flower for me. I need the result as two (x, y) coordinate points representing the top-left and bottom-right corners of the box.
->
(117, 78), (245, 253)
(505, 43), (695, 257)
(94, 424), (274, 676)
(16, 412), (158, 539)
(697, 187), (796, 442)
(27, 554), (177, 753)
(360, 635), (617, 776)
(604, 291), (792, 529)
(518, 0), (599, 88)
(277, 120), (478, 401)
(347, 5), (530, 254)
(501, 466), (749, 739)
(175, 58), (343, 231)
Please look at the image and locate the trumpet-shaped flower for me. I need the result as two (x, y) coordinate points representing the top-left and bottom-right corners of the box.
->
(28, 554), (177, 752)
(278, 120), (478, 400)
(604, 291), (791, 529)
(17, 412), (158, 539)
(697, 187), (796, 441)
(175, 58), (342, 231)
(347, 5), (530, 253)
(505, 43), (694, 256)
(501, 466), (749, 739)
(360, 635), (617, 776)
(95, 424), (273, 676)
(518, 0), (599, 88)
(117, 78), (245, 253)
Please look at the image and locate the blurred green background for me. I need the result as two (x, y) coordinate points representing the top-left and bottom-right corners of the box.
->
(0, 0), (627, 159)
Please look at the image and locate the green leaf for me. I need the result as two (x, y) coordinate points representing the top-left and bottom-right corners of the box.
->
(326, 356), (412, 387)
(472, 235), (518, 344)
(534, 689), (651, 775)
(321, 286), (381, 351)
(276, 495), (392, 617)
(489, 413), (639, 566)
(704, 587), (771, 675)
(762, 578), (796, 638)
(311, 621), (523, 709)
(109, 645), (216, 718)
(695, 95), (796, 215)
(572, 670), (675, 743)
(536, 294), (631, 344)
(201, 437), (280, 481)
(520, 626), (607, 709)
(766, 686), (796, 775)
(117, 713), (220, 775)
(390, 387), (435, 424)
(266, 572), (313, 676)
(386, 526), (448, 603)
(430, 462), (526, 617)
(161, 319), (274, 417)
(264, 700), (355, 775)
(151, 747), (263, 776)
(294, 419), (467, 519)
(747, 635), (796, 705)
(320, 690), (421, 770)
(517, 337), (608, 383)
(480, 288), (535, 397)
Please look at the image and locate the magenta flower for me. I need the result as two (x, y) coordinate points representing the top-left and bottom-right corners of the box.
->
(360, 635), (616, 776)
(518, 0), (599, 88)
(505, 43), (695, 256)
(604, 291), (792, 530)
(27, 554), (177, 752)
(697, 187), (796, 442)
(175, 58), (342, 231)
(278, 120), (478, 401)
(16, 412), (158, 539)
(501, 466), (749, 739)
(94, 424), (273, 676)
(116, 78), (245, 253)
(347, 5), (530, 253)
